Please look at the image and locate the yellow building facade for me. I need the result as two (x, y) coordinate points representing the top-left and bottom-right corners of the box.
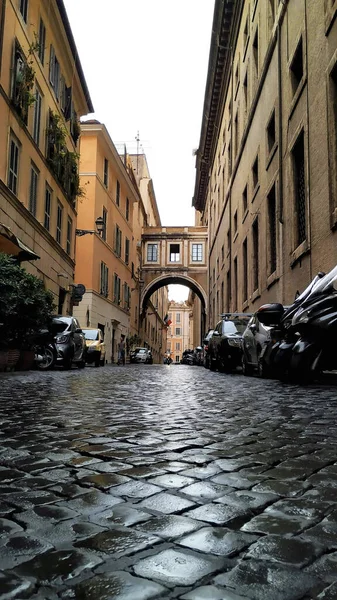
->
(0, 0), (93, 313)
(194, 0), (337, 328)
(167, 301), (193, 364)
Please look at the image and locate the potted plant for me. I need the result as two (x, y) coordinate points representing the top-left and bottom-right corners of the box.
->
(0, 253), (55, 370)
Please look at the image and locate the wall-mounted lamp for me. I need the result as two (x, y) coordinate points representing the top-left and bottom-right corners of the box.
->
(76, 216), (105, 237)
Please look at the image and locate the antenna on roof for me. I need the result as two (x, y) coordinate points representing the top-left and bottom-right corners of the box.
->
(135, 131), (140, 174)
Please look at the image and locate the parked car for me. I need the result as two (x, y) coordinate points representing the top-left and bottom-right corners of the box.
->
(203, 329), (214, 368)
(81, 328), (106, 367)
(130, 347), (152, 364)
(51, 316), (86, 369)
(241, 313), (275, 377)
(209, 315), (251, 372)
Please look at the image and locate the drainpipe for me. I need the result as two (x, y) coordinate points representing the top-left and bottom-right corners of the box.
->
(228, 43), (234, 312)
(303, 0), (312, 281)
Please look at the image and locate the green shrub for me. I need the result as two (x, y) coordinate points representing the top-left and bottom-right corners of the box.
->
(0, 253), (55, 349)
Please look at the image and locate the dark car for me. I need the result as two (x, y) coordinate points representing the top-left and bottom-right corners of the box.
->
(203, 329), (214, 368)
(241, 311), (284, 378)
(51, 316), (86, 369)
(208, 315), (251, 372)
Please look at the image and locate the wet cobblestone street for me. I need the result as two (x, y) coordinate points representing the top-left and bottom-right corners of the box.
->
(1, 364), (337, 599)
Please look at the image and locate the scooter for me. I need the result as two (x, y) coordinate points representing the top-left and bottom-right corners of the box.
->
(288, 265), (337, 381)
(256, 271), (326, 381)
(33, 329), (57, 370)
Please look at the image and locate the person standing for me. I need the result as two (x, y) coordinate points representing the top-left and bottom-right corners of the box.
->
(117, 334), (126, 366)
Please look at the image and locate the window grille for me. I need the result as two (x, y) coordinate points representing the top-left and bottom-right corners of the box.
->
(268, 185), (277, 273)
(293, 131), (306, 246)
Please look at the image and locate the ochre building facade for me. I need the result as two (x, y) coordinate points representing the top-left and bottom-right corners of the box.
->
(0, 0), (93, 314)
(193, 0), (337, 329)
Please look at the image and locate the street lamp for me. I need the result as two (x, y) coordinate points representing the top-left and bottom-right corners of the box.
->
(76, 216), (105, 237)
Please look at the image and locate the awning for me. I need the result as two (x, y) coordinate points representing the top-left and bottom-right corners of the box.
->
(0, 224), (40, 262)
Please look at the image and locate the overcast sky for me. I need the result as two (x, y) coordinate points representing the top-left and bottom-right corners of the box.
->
(64, 0), (214, 301)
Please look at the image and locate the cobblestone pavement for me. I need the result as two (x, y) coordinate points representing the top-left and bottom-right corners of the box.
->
(1, 365), (337, 599)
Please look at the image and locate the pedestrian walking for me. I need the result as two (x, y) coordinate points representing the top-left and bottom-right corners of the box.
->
(117, 334), (126, 366)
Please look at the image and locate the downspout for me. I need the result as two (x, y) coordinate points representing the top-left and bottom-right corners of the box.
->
(229, 44), (234, 311)
(303, 0), (312, 281)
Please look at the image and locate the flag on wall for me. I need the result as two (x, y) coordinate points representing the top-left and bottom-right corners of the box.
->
(164, 314), (172, 327)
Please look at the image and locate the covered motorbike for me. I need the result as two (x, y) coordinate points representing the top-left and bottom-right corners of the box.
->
(256, 270), (327, 382)
(33, 328), (57, 370)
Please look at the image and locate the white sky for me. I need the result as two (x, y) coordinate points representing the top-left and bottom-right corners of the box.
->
(64, 0), (214, 302)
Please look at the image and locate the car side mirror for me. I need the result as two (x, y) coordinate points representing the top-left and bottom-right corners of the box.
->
(249, 323), (257, 332)
(75, 328), (82, 333)
(212, 331), (220, 337)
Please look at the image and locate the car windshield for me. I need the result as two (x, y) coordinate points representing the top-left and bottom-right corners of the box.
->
(224, 319), (249, 335)
(51, 318), (71, 334)
(137, 349), (147, 354)
(82, 330), (99, 340)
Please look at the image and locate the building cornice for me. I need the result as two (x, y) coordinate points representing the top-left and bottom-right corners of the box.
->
(192, 0), (237, 212)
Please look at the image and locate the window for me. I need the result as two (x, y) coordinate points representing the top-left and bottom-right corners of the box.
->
(8, 136), (19, 195)
(243, 71), (248, 116)
(19, 0), (28, 22)
(126, 197), (130, 221)
(113, 273), (121, 304)
(234, 112), (239, 158)
(102, 207), (107, 241)
(267, 109), (276, 155)
(243, 13), (249, 52)
(243, 238), (248, 302)
(253, 29), (259, 83)
(268, 0), (276, 35)
(221, 245), (225, 262)
(176, 313), (181, 323)
(66, 217), (72, 255)
(252, 218), (259, 291)
(234, 210), (238, 234)
(176, 342), (180, 351)
(175, 356), (180, 364)
(175, 328), (181, 336)
(123, 282), (130, 310)
(100, 262), (109, 297)
(114, 225), (122, 257)
(252, 154), (259, 190)
(292, 130), (306, 246)
(228, 142), (232, 178)
(49, 46), (60, 99)
(235, 62), (240, 94)
(170, 243), (180, 262)
(221, 281), (224, 313)
(328, 60), (337, 223)
(44, 186), (52, 231)
(33, 86), (42, 146)
(103, 158), (108, 187)
(268, 184), (277, 274)
(38, 18), (46, 64)
(226, 270), (231, 312)
(242, 184), (248, 215)
(29, 165), (38, 217)
(116, 180), (120, 206)
(192, 243), (203, 261)
(147, 243), (158, 262)
(56, 202), (63, 245)
(125, 238), (130, 265)
(233, 257), (238, 312)
(12, 42), (31, 124)
(290, 37), (303, 96)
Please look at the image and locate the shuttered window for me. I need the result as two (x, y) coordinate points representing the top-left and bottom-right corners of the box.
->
(29, 165), (39, 217)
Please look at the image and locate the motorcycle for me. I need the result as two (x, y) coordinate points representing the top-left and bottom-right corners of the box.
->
(164, 356), (172, 365)
(194, 346), (204, 366)
(256, 270), (326, 382)
(33, 329), (57, 370)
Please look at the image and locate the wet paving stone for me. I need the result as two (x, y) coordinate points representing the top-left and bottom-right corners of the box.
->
(179, 463), (222, 480)
(148, 473), (195, 488)
(109, 480), (163, 499)
(246, 534), (320, 567)
(316, 582), (337, 600)
(252, 479), (310, 497)
(48, 482), (92, 497)
(180, 586), (250, 599)
(0, 533), (53, 569)
(211, 472), (265, 490)
(75, 527), (160, 558)
(181, 481), (233, 501)
(89, 504), (151, 527)
(133, 547), (227, 587)
(77, 473), (130, 490)
(241, 512), (313, 535)
(61, 571), (168, 600)
(306, 551), (337, 583)
(178, 526), (258, 556)
(0, 517), (24, 537)
(215, 489), (278, 511)
(118, 466), (166, 478)
(139, 491), (195, 514)
(136, 514), (204, 539)
(185, 503), (249, 526)
(2, 490), (61, 510)
(0, 571), (34, 599)
(56, 489), (123, 515)
(14, 504), (79, 529)
(33, 520), (107, 546)
(13, 549), (103, 586)
(214, 560), (320, 600)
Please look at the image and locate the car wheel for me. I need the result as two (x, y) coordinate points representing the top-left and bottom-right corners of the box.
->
(77, 360), (86, 369)
(95, 353), (101, 367)
(242, 354), (253, 376)
(63, 359), (72, 370)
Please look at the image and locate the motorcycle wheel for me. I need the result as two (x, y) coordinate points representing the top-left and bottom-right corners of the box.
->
(209, 356), (216, 371)
(36, 347), (55, 370)
(242, 355), (253, 376)
(288, 352), (316, 384)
